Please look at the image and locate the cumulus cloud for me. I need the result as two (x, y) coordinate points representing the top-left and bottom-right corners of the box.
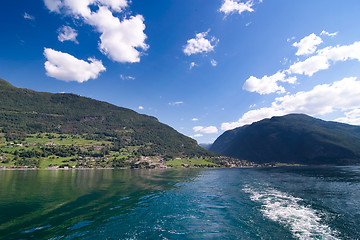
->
(43, 0), (148, 63)
(193, 126), (219, 134)
(88, 8), (148, 63)
(44, 48), (106, 83)
(320, 30), (338, 37)
(58, 26), (78, 43)
(243, 34), (360, 96)
(288, 41), (360, 76)
(219, 0), (254, 15)
(24, 12), (35, 20)
(243, 71), (297, 95)
(222, 77), (360, 130)
(210, 59), (217, 66)
(44, 0), (62, 13)
(168, 101), (184, 106)
(138, 106), (144, 110)
(292, 33), (323, 56)
(183, 31), (218, 56)
(100, 0), (128, 12)
(288, 55), (329, 76)
(192, 118), (199, 121)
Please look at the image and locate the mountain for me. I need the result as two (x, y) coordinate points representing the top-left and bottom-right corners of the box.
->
(0, 78), (210, 158)
(210, 114), (360, 165)
(199, 143), (212, 150)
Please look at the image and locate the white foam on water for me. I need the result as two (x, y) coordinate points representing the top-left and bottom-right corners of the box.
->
(243, 185), (339, 240)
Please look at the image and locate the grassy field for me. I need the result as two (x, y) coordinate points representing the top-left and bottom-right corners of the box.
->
(0, 133), (116, 168)
(0, 133), (222, 169)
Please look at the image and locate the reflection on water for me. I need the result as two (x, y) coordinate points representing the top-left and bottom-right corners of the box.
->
(0, 169), (203, 240)
(1, 166), (359, 240)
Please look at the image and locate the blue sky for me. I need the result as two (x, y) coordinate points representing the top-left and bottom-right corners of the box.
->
(1, 0), (360, 143)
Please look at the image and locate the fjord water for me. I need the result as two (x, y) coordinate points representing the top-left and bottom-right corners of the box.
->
(0, 167), (359, 239)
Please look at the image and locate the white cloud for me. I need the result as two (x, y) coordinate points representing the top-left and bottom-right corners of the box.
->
(193, 134), (203, 138)
(192, 118), (199, 121)
(219, 0), (254, 15)
(44, 0), (128, 15)
(189, 62), (197, 69)
(58, 26), (78, 43)
(243, 35), (360, 96)
(293, 33), (323, 56)
(222, 77), (360, 130)
(335, 109), (360, 125)
(120, 74), (135, 80)
(168, 101), (184, 106)
(288, 55), (329, 77)
(183, 31), (218, 56)
(243, 71), (297, 95)
(221, 107), (284, 130)
(43, 0), (148, 63)
(138, 106), (144, 110)
(24, 12), (35, 20)
(43, 48), (106, 83)
(320, 30), (338, 37)
(210, 59), (217, 66)
(87, 8), (148, 63)
(193, 126), (219, 134)
(44, 0), (62, 13)
(288, 41), (360, 76)
(99, 0), (128, 12)
(287, 36), (296, 42)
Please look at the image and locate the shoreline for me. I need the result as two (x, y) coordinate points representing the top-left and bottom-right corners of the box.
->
(0, 164), (315, 171)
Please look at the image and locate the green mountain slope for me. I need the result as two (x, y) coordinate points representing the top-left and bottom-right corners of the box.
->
(210, 114), (360, 165)
(0, 78), (210, 159)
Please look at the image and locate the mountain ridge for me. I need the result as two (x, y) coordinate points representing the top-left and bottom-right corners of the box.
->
(210, 114), (360, 165)
(0, 78), (210, 158)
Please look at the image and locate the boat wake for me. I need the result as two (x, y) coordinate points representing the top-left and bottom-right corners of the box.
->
(243, 185), (339, 240)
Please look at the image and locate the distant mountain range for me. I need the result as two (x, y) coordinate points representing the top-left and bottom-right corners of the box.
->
(210, 114), (360, 165)
(0, 78), (210, 158)
(3, 78), (359, 166)
(199, 143), (212, 150)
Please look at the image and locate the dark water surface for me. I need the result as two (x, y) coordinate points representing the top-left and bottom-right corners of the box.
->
(0, 166), (359, 239)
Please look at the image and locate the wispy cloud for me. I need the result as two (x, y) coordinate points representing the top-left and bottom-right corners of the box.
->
(320, 30), (338, 37)
(189, 62), (197, 69)
(120, 74), (135, 80)
(168, 101), (184, 106)
(210, 59), (217, 66)
(24, 12), (35, 20)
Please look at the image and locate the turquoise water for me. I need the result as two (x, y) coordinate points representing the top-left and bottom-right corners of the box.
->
(0, 166), (359, 239)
